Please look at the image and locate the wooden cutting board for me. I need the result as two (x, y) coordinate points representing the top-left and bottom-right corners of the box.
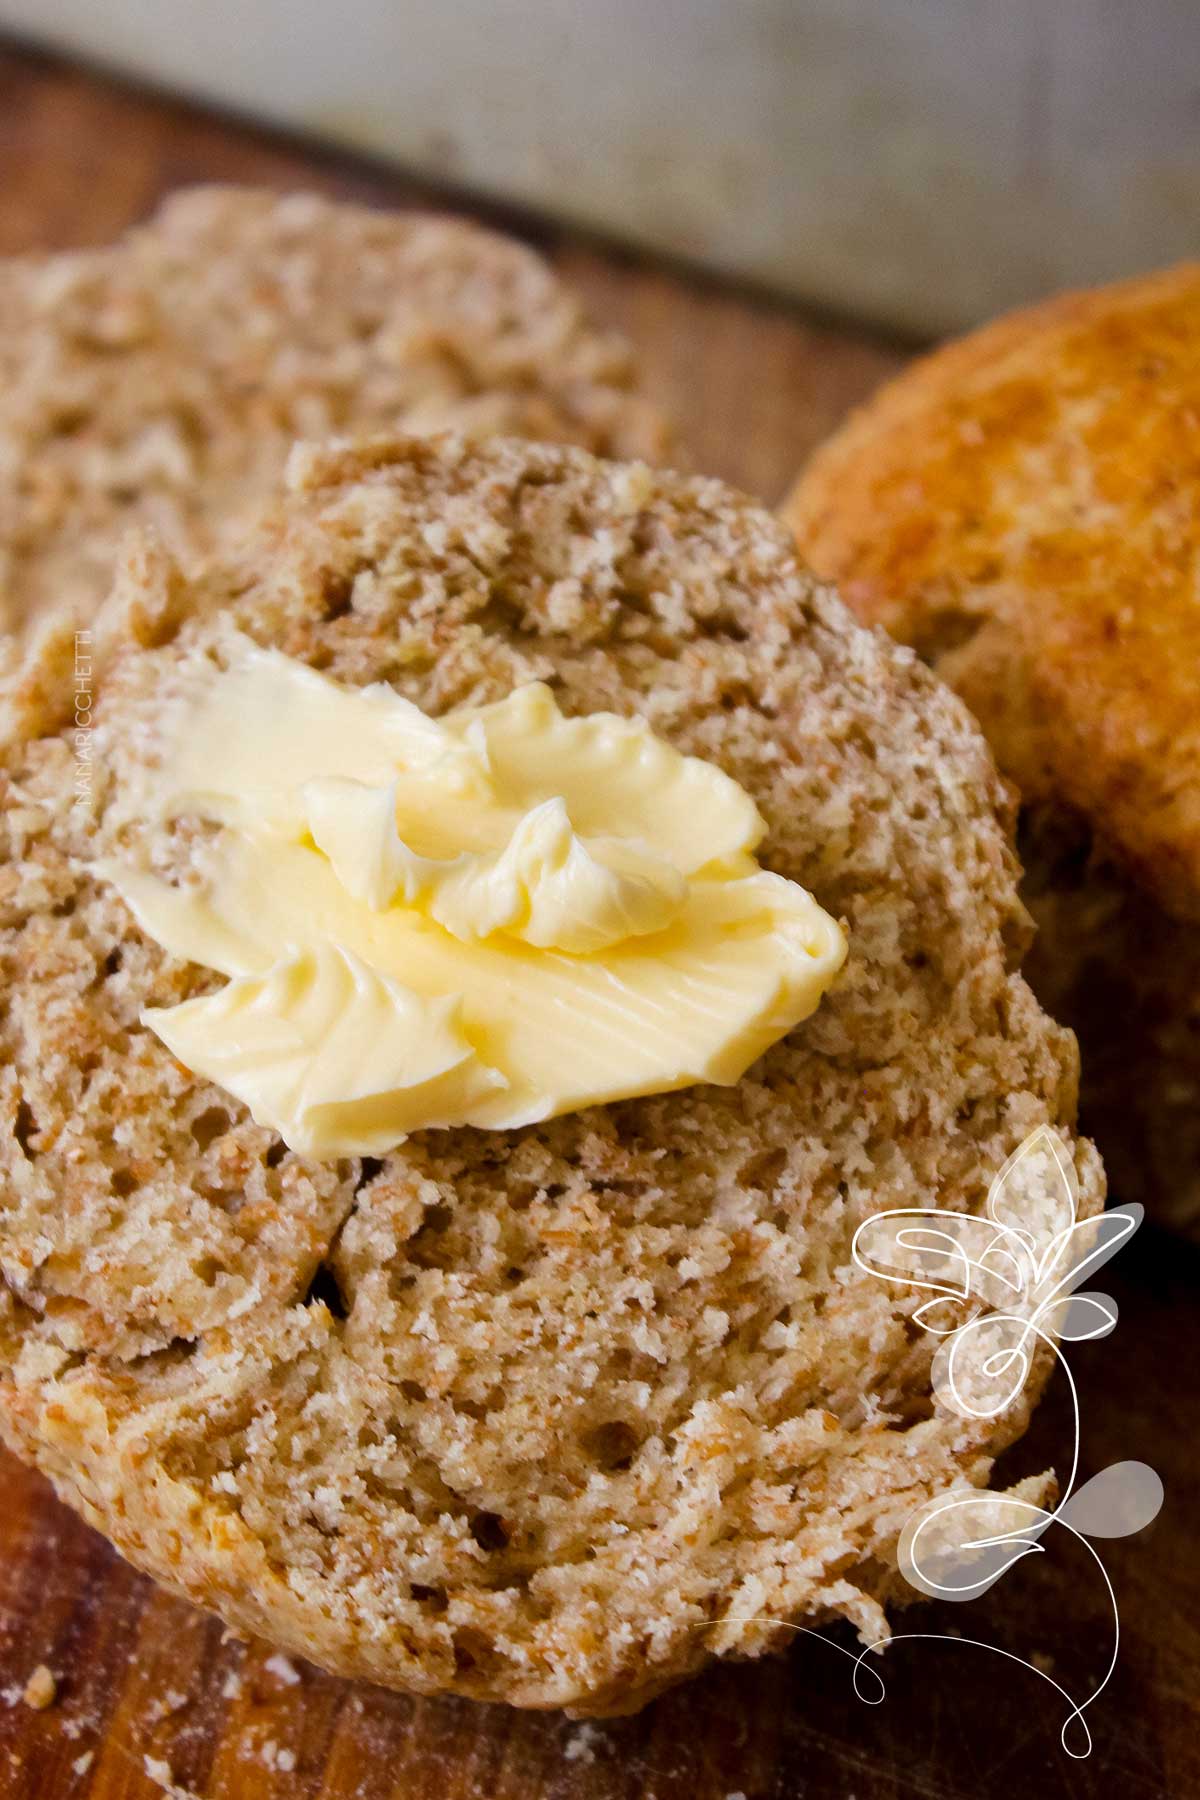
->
(0, 42), (1195, 1800)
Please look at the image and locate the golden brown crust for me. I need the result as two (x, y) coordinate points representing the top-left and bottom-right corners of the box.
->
(0, 435), (1101, 1711)
(0, 184), (670, 640)
(785, 262), (1200, 921)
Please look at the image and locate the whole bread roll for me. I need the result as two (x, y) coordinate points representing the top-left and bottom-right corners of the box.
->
(786, 265), (1200, 1230)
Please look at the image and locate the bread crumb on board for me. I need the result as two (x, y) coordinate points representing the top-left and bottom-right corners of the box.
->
(143, 1754), (202, 1800)
(564, 1722), (606, 1764)
(263, 1652), (301, 1686)
(22, 1665), (56, 1710)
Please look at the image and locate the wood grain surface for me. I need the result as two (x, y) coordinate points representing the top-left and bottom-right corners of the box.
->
(0, 39), (1193, 1800)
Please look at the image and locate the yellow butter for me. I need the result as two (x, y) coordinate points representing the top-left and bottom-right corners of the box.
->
(99, 634), (847, 1155)
(145, 943), (506, 1157)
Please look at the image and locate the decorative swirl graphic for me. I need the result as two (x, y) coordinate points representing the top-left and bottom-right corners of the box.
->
(851, 1124), (1162, 1757)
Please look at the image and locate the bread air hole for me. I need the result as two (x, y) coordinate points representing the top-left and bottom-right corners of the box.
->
(889, 1389), (936, 1427)
(14, 1099), (38, 1157)
(406, 1202), (454, 1268)
(303, 1261), (349, 1321)
(190, 1106), (231, 1152)
(738, 1146), (788, 1192)
(452, 1626), (496, 1676)
(468, 1510), (510, 1553)
(582, 1419), (641, 1471)
(354, 1155), (384, 1190)
(319, 568), (356, 621)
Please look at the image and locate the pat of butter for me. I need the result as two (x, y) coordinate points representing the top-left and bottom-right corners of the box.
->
(99, 635), (847, 1156)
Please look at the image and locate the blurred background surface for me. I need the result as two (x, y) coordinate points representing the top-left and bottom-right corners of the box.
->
(3, 0), (1200, 333)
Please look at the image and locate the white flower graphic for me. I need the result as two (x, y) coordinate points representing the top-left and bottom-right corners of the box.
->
(851, 1124), (1162, 1757)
